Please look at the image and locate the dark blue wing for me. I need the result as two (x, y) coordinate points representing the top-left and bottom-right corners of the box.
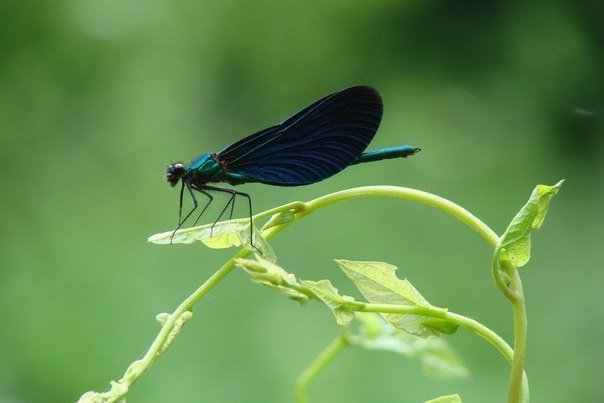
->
(217, 86), (383, 186)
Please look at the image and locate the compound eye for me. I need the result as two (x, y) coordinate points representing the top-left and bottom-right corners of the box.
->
(166, 162), (186, 186)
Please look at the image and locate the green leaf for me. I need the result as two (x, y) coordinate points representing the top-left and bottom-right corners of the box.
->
(302, 280), (356, 325)
(147, 219), (275, 261)
(424, 394), (462, 403)
(351, 313), (468, 379)
(499, 180), (563, 267)
(235, 258), (308, 304)
(336, 260), (440, 337)
(148, 219), (245, 246)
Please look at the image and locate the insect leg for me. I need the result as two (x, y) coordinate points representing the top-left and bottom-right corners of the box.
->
(191, 188), (214, 227)
(177, 180), (185, 226)
(234, 190), (255, 252)
(209, 189), (236, 236)
(170, 181), (199, 243)
(202, 185), (258, 252)
(228, 191), (236, 220)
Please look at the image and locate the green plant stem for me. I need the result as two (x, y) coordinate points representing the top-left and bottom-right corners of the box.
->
(91, 227), (290, 402)
(97, 249), (251, 401)
(510, 293), (527, 403)
(304, 186), (499, 247)
(492, 247), (529, 403)
(351, 302), (514, 364)
(257, 186), (499, 248)
(492, 247), (516, 300)
(504, 261), (528, 403)
(295, 334), (350, 403)
(263, 186), (529, 402)
(82, 186), (518, 402)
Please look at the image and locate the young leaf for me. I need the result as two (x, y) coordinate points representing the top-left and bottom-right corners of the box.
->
(424, 394), (462, 403)
(155, 313), (171, 326)
(302, 280), (356, 325)
(351, 313), (468, 379)
(148, 219), (275, 261)
(336, 260), (440, 338)
(237, 224), (277, 262)
(148, 219), (247, 246)
(235, 258), (309, 304)
(499, 180), (563, 267)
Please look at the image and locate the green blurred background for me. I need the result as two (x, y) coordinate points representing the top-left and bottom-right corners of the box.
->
(1, 1), (603, 402)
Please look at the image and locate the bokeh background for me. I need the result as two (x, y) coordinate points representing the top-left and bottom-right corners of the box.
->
(1, 1), (603, 402)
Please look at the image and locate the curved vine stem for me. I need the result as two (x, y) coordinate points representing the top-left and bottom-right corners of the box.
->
(493, 247), (529, 403)
(79, 185), (530, 403)
(256, 186), (499, 248)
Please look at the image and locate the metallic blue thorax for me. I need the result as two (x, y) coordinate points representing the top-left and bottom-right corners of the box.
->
(186, 153), (224, 183)
(186, 153), (257, 186)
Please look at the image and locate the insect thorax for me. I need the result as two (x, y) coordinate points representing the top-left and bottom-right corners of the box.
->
(187, 153), (224, 184)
